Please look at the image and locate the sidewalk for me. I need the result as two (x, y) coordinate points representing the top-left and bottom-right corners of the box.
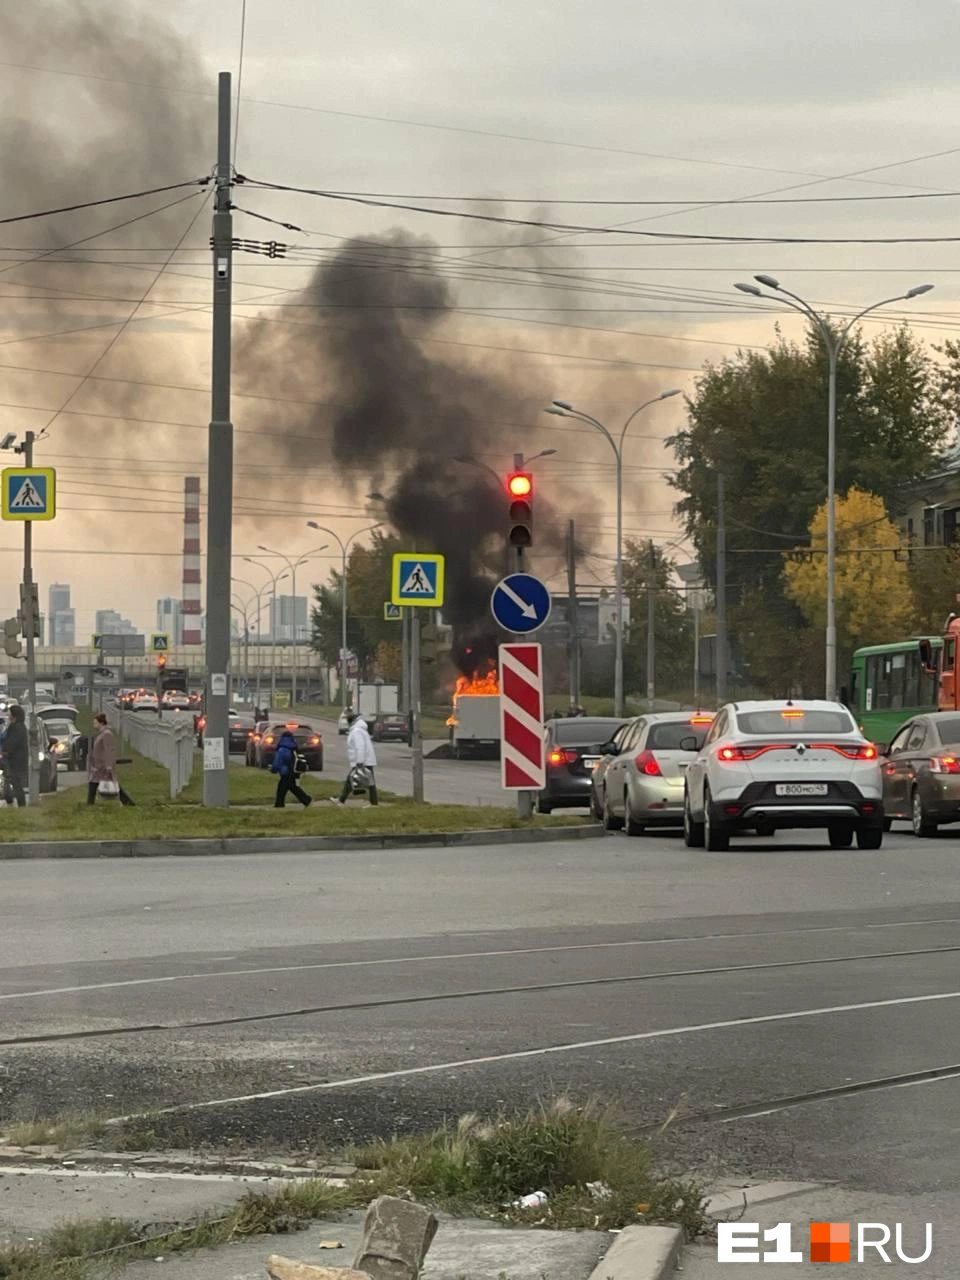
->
(685, 1184), (960, 1279)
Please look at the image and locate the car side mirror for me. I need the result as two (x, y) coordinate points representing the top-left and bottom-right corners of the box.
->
(679, 735), (700, 752)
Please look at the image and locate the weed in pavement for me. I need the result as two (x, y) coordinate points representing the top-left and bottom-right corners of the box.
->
(5, 1112), (107, 1151)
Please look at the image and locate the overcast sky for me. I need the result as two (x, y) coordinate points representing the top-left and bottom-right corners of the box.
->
(0, 0), (957, 639)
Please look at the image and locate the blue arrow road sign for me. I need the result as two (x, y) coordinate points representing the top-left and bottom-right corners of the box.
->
(491, 573), (552, 634)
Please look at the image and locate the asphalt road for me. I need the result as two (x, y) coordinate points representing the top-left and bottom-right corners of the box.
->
(4, 823), (960, 1215)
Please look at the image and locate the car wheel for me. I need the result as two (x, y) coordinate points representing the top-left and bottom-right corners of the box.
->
(857, 826), (884, 850)
(316, 755), (324, 773)
(603, 788), (624, 832)
(911, 787), (937, 838)
(755, 818), (775, 838)
(882, 816), (893, 832)
(536, 795), (552, 815)
(703, 788), (730, 851)
(590, 787), (603, 820)
(624, 789), (645, 837)
(828, 823), (854, 848)
(683, 788), (705, 848)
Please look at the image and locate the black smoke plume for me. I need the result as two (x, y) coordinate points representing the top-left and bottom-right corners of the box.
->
(239, 229), (586, 674)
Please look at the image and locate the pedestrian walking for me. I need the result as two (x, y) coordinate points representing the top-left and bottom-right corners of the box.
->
(271, 727), (312, 808)
(88, 713), (135, 806)
(330, 711), (379, 806)
(1, 704), (28, 806)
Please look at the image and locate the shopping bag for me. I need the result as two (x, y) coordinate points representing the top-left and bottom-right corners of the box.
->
(348, 764), (374, 793)
(98, 778), (120, 798)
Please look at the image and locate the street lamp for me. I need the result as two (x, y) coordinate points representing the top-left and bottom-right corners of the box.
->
(544, 389), (683, 716)
(306, 520), (384, 709)
(231, 594), (251, 688)
(733, 276), (934, 700)
(453, 448), (558, 482)
(232, 576), (267, 708)
(243, 557), (289, 708)
(256, 544), (328, 707)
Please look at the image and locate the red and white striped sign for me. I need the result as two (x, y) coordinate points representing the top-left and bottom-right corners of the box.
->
(499, 642), (545, 789)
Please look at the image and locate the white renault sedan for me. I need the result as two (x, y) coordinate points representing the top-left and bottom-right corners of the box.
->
(683, 699), (883, 851)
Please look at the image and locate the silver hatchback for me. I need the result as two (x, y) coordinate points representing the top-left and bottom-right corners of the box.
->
(601, 712), (714, 834)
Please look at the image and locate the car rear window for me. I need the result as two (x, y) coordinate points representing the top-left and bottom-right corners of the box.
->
(935, 717), (960, 744)
(554, 719), (623, 745)
(647, 722), (709, 750)
(46, 721), (72, 736)
(735, 709), (856, 735)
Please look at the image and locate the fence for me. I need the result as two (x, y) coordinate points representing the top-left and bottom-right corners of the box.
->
(102, 701), (194, 799)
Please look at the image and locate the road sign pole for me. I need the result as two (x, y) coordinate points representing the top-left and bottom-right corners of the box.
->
(410, 608), (424, 802)
(21, 432), (38, 807)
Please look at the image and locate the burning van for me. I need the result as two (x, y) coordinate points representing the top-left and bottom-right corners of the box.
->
(447, 669), (500, 759)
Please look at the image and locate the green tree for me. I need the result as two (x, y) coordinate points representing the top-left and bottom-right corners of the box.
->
(310, 531), (404, 677)
(670, 323), (949, 691)
(621, 540), (695, 697)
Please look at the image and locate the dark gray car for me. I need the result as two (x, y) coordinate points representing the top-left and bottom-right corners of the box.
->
(538, 717), (625, 814)
(880, 712), (960, 836)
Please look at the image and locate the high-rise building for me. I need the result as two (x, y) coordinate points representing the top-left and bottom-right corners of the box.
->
(270, 594), (308, 642)
(48, 583), (75, 646)
(95, 608), (136, 636)
(156, 596), (182, 640)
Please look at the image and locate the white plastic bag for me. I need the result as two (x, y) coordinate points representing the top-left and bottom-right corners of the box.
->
(98, 778), (120, 798)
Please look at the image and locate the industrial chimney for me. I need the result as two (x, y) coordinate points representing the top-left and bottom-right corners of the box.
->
(181, 476), (202, 645)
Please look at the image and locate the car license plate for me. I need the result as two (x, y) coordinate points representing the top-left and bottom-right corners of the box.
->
(775, 783), (828, 797)
(583, 756), (600, 768)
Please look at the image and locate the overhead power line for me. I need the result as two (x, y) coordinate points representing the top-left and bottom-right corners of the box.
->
(0, 179), (210, 227)
(314, 188), (960, 206)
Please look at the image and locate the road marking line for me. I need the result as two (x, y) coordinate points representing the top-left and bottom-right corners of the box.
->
(119, 987), (960, 1121)
(4, 917), (959, 1002)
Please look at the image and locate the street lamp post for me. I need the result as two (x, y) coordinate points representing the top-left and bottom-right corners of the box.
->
(232, 576), (266, 709)
(231, 595), (251, 689)
(544, 391), (682, 717)
(257, 544), (328, 707)
(306, 521), (383, 710)
(243, 558), (289, 709)
(734, 276), (933, 700)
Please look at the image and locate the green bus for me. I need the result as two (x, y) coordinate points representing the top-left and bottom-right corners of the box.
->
(846, 638), (941, 742)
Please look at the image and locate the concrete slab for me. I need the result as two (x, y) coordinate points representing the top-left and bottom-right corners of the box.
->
(0, 1167), (278, 1244)
(114, 1212), (611, 1280)
(587, 1225), (682, 1280)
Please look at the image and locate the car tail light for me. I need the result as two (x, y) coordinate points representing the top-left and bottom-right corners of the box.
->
(309, 735), (321, 745)
(634, 749), (661, 776)
(548, 748), (578, 766)
(810, 742), (878, 760)
(264, 735), (275, 745)
(689, 714), (714, 726)
(717, 743), (787, 761)
(930, 755), (960, 774)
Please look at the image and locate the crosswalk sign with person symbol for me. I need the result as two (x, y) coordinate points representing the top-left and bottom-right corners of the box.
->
(2, 467), (56, 521)
(391, 553), (445, 607)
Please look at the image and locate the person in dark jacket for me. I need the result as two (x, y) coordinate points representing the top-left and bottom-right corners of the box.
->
(1, 704), (28, 806)
(271, 728), (312, 808)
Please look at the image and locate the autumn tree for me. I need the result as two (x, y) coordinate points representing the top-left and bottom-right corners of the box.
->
(783, 488), (912, 664)
(620, 540), (695, 697)
(310, 531), (403, 678)
(669, 323), (949, 691)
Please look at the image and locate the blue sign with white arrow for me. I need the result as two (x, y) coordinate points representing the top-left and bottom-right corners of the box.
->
(491, 573), (552, 634)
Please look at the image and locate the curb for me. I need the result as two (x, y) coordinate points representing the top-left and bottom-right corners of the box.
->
(0, 823), (605, 859)
(589, 1225), (683, 1280)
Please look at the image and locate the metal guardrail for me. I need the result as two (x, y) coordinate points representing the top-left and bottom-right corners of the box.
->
(102, 702), (194, 799)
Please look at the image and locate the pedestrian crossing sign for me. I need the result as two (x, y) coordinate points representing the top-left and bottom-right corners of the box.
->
(391, 553), (445, 607)
(151, 633), (169, 653)
(2, 467), (56, 521)
(383, 602), (402, 621)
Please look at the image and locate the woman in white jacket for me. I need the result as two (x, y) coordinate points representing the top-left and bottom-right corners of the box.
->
(331, 711), (379, 806)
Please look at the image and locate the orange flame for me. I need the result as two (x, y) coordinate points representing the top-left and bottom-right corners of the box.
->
(447, 668), (500, 726)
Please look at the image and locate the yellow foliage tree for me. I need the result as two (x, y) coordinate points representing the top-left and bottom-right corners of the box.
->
(783, 487), (913, 654)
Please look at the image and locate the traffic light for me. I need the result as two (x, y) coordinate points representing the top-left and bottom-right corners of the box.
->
(156, 654), (167, 671)
(507, 471), (533, 548)
(3, 617), (22, 658)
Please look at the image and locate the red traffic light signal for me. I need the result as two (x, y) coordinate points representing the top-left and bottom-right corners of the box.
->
(507, 471), (532, 498)
(156, 654), (167, 670)
(507, 471), (533, 548)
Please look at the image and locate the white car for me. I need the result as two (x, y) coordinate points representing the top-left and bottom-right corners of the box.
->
(682, 699), (884, 851)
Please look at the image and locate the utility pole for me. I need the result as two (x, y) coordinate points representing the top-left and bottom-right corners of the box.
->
(410, 609), (424, 801)
(566, 519), (580, 709)
(645, 539), (656, 710)
(20, 431), (39, 806)
(716, 472), (728, 706)
(203, 70), (234, 806)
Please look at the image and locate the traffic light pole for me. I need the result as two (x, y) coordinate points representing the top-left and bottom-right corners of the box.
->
(21, 431), (39, 807)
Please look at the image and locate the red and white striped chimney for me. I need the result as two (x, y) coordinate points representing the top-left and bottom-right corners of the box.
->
(181, 476), (202, 645)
